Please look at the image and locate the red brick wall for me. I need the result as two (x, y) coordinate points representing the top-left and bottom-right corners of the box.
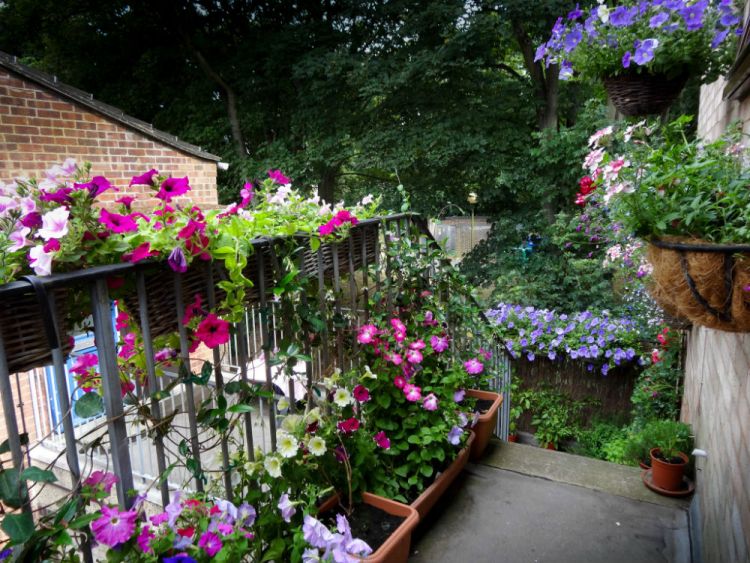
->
(0, 69), (218, 209)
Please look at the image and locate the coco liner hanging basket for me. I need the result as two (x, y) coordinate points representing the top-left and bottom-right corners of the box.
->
(647, 238), (750, 332)
(603, 72), (688, 117)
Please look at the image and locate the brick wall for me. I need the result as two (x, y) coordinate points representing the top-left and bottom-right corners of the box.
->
(0, 69), (218, 209)
(681, 328), (750, 563)
(688, 69), (750, 563)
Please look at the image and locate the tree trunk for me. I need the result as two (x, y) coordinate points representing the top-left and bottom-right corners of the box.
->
(318, 166), (338, 204)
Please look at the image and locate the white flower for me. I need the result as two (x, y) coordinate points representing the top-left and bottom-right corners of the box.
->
(281, 414), (303, 433)
(360, 194), (374, 206)
(307, 436), (326, 456)
(308, 189), (321, 205)
(318, 203), (332, 216)
(38, 207), (70, 241)
(268, 185), (292, 204)
(597, 4), (609, 23)
(305, 407), (322, 424)
(363, 365), (377, 379)
(263, 455), (282, 478)
(277, 432), (299, 458)
(277, 396), (290, 412)
(29, 245), (53, 276)
(333, 388), (353, 407)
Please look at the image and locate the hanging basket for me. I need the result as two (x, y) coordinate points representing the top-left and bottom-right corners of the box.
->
(297, 221), (380, 279)
(647, 238), (750, 332)
(603, 72), (689, 117)
(0, 286), (74, 374)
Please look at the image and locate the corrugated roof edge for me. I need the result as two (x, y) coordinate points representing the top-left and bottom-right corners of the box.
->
(0, 50), (221, 162)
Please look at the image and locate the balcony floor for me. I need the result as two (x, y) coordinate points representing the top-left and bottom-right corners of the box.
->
(410, 441), (691, 562)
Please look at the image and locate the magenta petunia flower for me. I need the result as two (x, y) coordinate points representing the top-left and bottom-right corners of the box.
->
(409, 339), (426, 350)
(83, 469), (117, 493)
(43, 238), (61, 253)
(168, 247), (188, 273)
(39, 186), (73, 205)
(268, 169), (291, 185)
(123, 242), (159, 264)
(393, 375), (406, 389)
(156, 176), (191, 201)
(177, 219), (206, 240)
(318, 220), (337, 236)
(136, 525), (154, 553)
(198, 531), (223, 557)
(389, 352), (403, 365)
(130, 168), (159, 187)
(91, 506), (137, 547)
(337, 417), (360, 434)
(464, 358), (484, 375)
(71, 353), (98, 376)
(116, 195), (136, 209)
(357, 324), (378, 345)
(195, 314), (230, 348)
(390, 318), (406, 334)
(20, 211), (42, 229)
(403, 383), (422, 402)
(373, 431), (390, 449)
(75, 176), (114, 198)
(100, 208), (138, 233)
(422, 393), (438, 411)
(430, 335), (449, 353)
(353, 384), (370, 402)
(240, 182), (254, 207)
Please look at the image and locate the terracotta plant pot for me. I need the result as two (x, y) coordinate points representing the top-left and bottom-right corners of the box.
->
(649, 448), (688, 491)
(318, 492), (419, 563)
(545, 442), (556, 450)
(410, 432), (475, 520)
(507, 434), (519, 443)
(467, 389), (503, 461)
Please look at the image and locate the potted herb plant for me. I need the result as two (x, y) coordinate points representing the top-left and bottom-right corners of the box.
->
(647, 420), (693, 492)
(578, 117), (750, 331)
(538, 0), (740, 116)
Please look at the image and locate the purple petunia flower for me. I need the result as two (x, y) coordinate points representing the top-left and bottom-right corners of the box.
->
(168, 246), (188, 273)
(568, 3), (583, 20)
(163, 555), (197, 563)
(447, 426), (464, 445)
(633, 38), (659, 65)
(559, 60), (574, 80)
(564, 26), (583, 52)
(680, 0), (707, 31)
(610, 6), (636, 27)
(650, 11), (670, 28)
(622, 51), (632, 68)
(534, 42), (547, 62)
(712, 28), (730, 48)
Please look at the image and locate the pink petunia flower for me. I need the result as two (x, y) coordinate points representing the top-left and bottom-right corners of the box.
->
(115, 311), (130, 331)
(28, 245), (54, 276)
(71, 353), (98, 376)
(430, 335), (449, 353)
(318, 221), (337, 236)
(353, 384), (370, 402)
(43, 239), (61, 253)
(156, 176), (190, 201)
(38, 207), (70, 240)
(337, 417), (360, 434)
(240, 182), (254, 207)
(405, 349), (423, 364)
(20, 211), (42, 229)
(393, 375), (406, 389)
(464, 358), (484, 375)
(75, 176), (114, 198)
(373, 431), (390, 449)
(136, 525), (155, 553)
(183, 293), (204, 326)
(268, 169), (291, 185)
(83, 470), (117, 493)
(389, 352), (403, 365)
(408, 339), (426, 350)
(403, 383), (422, 402)
(8, 226), (31, 252)
(91, 506), (137, 547)
(198, 531), (223, 557)
(100, 208), (138, 233)
(357, 324), (378, 345)
(195, 314), (231, 348)
(422, 393), (438, 411)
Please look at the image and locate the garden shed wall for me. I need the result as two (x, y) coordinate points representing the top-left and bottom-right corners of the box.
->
(0, 57), (220, 210)
(685, 76), (750, 563)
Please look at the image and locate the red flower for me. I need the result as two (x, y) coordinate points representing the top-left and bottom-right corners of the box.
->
(337, 417), (360, 434)
(195, 314), (230, 348)
(353, 385), (370, 402)
(578, 176), (595, 195)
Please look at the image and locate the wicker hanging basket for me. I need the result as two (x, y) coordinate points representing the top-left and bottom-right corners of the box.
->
(603, 72), (689, 117)
(297, 221), (379, 278)
(647, 238), (750, 332)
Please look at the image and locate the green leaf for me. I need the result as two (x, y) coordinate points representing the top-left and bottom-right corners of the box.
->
(262, 538), (286, 561)
(228, 404), (254, 414)
(69, 512), (100, 530)
(0, 433), (28, 455)
(21, 467), (57, 483)
(420, 464), (434, 478)
(2, 512), (34, 544)
(74, 393), (104, 419)
(376, 393), (391, 409)
(309, 237), (321, 253)
(0, 468), (25, 508)
(393, 465), (409, 478)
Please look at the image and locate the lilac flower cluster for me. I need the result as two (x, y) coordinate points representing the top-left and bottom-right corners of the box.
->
(486, 303), (645, 375)
(302, 513), (372, 562)
(536, 0), (741, 80)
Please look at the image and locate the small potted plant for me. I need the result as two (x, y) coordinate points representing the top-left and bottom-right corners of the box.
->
(578, 117), (750, 332)
(507, 381), (532, 443)
(537, 0), (740, 115)
(648, 420), (693, 492)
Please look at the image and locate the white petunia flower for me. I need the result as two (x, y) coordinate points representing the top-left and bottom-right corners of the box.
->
(307, 436), (326, 456)
(363, 365), (377, 379)
(277, 432), (299, 458)
(263, 455), (282, 478)
(333, 388), (353, 407)
(281, 414), (303, 433)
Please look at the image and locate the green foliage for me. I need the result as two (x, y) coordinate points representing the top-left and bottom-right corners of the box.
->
(631, 331), (683, 427)
(571, 420), (628, 460)
(519, 386), (589, 449)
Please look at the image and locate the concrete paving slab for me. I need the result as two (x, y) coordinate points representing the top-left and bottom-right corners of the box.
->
(482, 439), (691, 510)
(410, 463), (691, 563)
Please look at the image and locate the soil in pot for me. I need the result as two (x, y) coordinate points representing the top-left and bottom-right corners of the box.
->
(473, 398), (495, 414)
(325, 503), (405, 553)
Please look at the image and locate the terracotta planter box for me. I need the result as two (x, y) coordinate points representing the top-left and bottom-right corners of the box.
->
(411, 431), (475, 520)
(467, 389), (503, 462)
(319, 492), (419, 563)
